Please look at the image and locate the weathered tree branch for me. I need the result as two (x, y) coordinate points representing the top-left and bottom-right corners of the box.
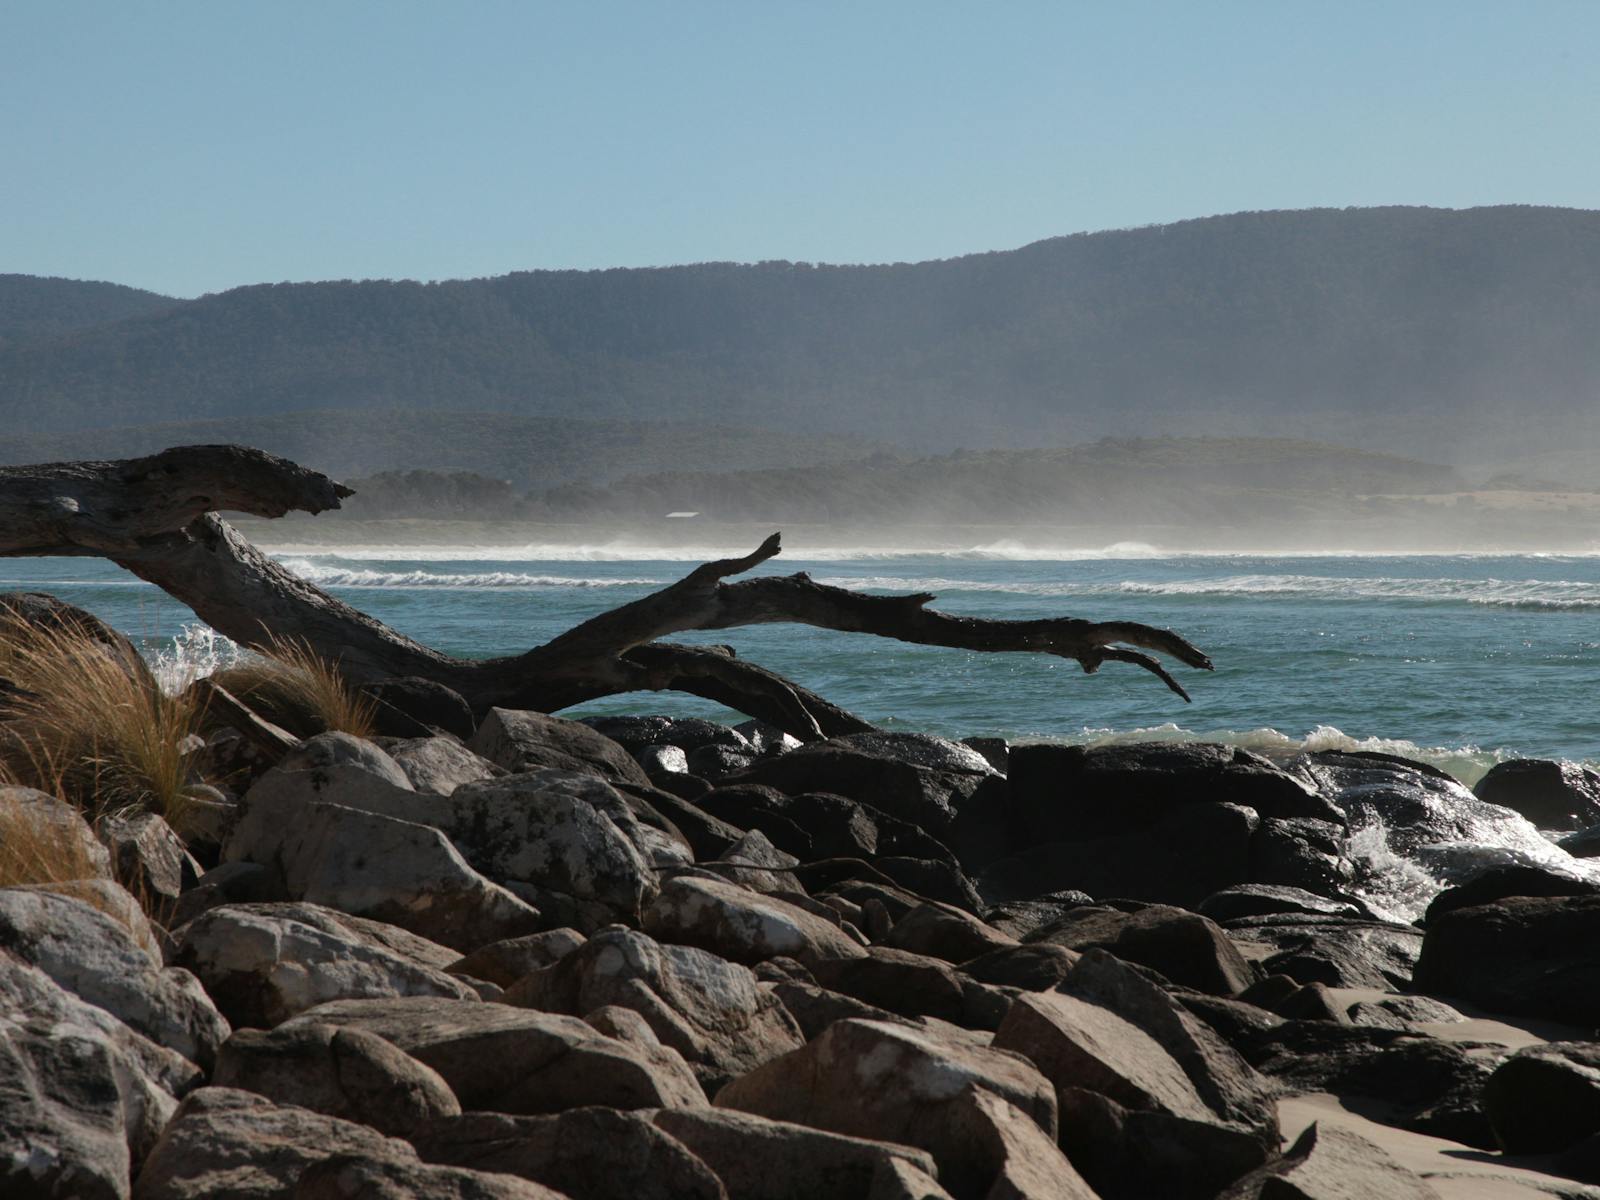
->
(0, 446), (1213, 739)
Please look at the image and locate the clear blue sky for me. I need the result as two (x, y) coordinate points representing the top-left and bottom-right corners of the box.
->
(4, 1), (1597, 297)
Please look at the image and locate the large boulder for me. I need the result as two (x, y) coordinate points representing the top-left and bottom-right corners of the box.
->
(938, 1083), (1102, 1200)
(97, 810), (201, 913)
(413, 1109), (724, 1200)
(1473, 758), (1600, 831)
(171, 902), (480, 1028)
(131, 1087), (414, 1200)
(447, 929), (587, 988)
(506, 926), (804, 1092)
(808, 947), (972, 1024)
(877, 902), (1018, 964)
(281, 995), (705, 1113)
(1483, 1041), (1600, 1154)
(384, 735), (503, 795)
(469, 708), (650, 787)
(1023, 905), (1255, 996)
(1225, 915), (1423, 990)
(1217, 1123), (1438, 1200)
(715, 1018), (1057, 1191)
(295, 1153), (569, 1200)
(644, 874), (867, 965)
(1422, 863), (1600, 923)
(651, 1107), (941, 1200)
(1, 954), (199, 1200)
(360, 677), (478, 741)
(212, 1022), (460, 1137)
(0, 783), (114, 879)
(0, 887), (229, 1069)
(1413, 895), (1600, 1025)
(695, 787), (958, 869)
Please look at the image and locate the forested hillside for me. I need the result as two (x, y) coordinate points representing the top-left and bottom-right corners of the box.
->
(0, 275), (177, 347)
(5, 206), (1599, 466)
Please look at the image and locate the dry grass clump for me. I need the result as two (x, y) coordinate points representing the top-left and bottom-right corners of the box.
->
(0, 616), (205, 823)
(0, 788), (106, 890)
(209, 634), (376, 741)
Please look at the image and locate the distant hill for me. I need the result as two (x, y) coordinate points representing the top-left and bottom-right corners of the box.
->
(0, 409), (876, 489)
(5, 206), (1600, 468)
(0, 275), (178, 347)
(532, 437), (1468, 525)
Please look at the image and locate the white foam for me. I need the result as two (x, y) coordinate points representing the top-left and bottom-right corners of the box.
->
(145, 623), (253, 693)
(277, 559), (663, 589)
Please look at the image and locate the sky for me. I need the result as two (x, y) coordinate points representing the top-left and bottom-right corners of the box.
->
(4, 1), (1598, 298)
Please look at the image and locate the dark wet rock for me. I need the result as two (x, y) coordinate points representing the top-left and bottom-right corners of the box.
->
(294, 1153), (568, 1200)
(132, 1087), (412, 1200)
(413, 1108), (725, 1200)
(282, 995), (705, 1113)
(644, 874), (867, 966)
(960, 736), (1009, 774)
(584, 714), (751, 755)
(1484, 1041), (1600, 1154)
(1413, 894), (1600, 1025)
(980, 802), (1259, 909)
(0, 887), (229, 1070)
(1227, 915), (1422, 990)
(878, 902), (1017, 963)
(715, 1017), (1057, 1193)
(1474, 758), (1600, 831)
(645, 771), (715, 801)
(1216, 1123), (1438, 1200)
(1422, 863), (1600, 924)
(172, 902), (478, 1028)
(1246, 1021), (1501, 1147)
(690, 745), (759, 779)
(697, 786), (958, 868)
(1008, 742), (1339, 847)
(981, 892), (1096, 940)
(1024, 904), (1256, 996)
(654, 1106), (943, 1200)
(446, 929), (586, 988)
(1248, 817), (1356, 898)
(212, 1022), (460, 1137)
(792, 857), (980, 914)
(361, 677), (477, 741)
(506, 926), (804, 1093)
(1200, 883), (1364, 923)
(732, 720), (801, 758)
(470, 708), (650, 787)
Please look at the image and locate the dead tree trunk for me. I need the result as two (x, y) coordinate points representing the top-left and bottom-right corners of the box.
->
(0, 446), (1213, 739)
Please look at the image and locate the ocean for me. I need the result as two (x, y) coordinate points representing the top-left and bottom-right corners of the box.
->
(5, 541), (1598, 786)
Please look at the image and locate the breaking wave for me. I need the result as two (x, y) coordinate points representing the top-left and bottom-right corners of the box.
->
(278, 560), (663, 589)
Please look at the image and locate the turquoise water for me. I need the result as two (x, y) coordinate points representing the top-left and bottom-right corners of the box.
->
(5, 545), (1599, 780)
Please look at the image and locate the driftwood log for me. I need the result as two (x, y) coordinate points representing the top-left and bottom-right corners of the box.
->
(0, 445), (1213, 739)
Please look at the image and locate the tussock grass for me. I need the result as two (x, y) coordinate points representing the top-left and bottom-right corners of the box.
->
(209, 634), (376, 740)
(0, 616), (206, 823)
(0, 789), (104, 889)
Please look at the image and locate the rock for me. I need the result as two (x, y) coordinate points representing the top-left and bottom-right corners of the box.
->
(470, 708), (650, 787)
(385, 736), (503, 795)
(690, 745), (758, 779)
(992, 981), (1273, 1200)
(282, 996), (705, 1113)
(960, 943), (1080, 992)
(1217, 1123), (1438, 1200)
(1345, 995), (1468, 1031)
(413, 1108), (723, 1200)
(446, 929), (586, 987)
(651, 1107), (941, 1200)
(0, 783), (114, 879)
(960, 736), (1009, 773)
(19, 876), (166, 959)
(0, 887), (230, 1069)
(981, 892), (1096, 940)
(212, 1022), (459, 1137)
(878, 902), (1018, 963)
(770, 979), (907, 1039)
(1199, 884), (1364, 923)
(170, 861), (282, 927)
(1273, 982), (1349, 1023)
(1, 954), (198, 1200)
(715, 1018), (1057, 1190)
(1228, 915), (1422, 990)
(701, 830), (805, 894)
(1422, 863), (1600, 923)
(506, 926), (805, 1091)
(295, 1153), (569, 1200)
(1172, 991), (1285, 1054)
(584, 715), (751, 756)
(727, 733), (1000, 855)
(1246, 1022), (1499, 1148)
(1413, 894), (1600, 1025)
(734, 721), (802, 758)
(1474, 758), (1600, 831)
(1026, 905), (1255, 995)
(1247, 818), (1356, 898)
(360, 676), (477, 741)
(1008, 742), (1338, 849)
(696, 787), (959, 869)
(940, 1083), (1101, 1200)
(1484, 1042), (1600, 1153)
(632, 790), (747, 861)
(97, 811), (201, 913)
(980, 802), (1260, 909)
(807, 947), (970, 1024)
(866, 1159), (955, 1200)
(644, 875), (868, 966)
(171, 902), (479, 1028)
(638, 744), (691, 775)
(0, 591), (155, 688)
(131, 1087), (412, 1200)
(233, 797), (543, 951)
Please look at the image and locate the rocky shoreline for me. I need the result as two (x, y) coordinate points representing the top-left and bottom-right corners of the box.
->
(8, 662), (1600, 1197)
